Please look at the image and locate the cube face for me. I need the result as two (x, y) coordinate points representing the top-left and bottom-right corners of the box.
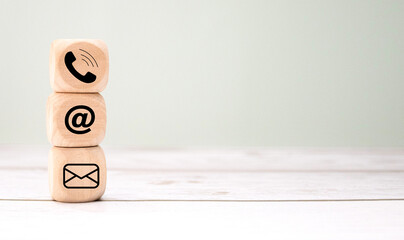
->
(47, 93), (106, 147)
(49, 146), (107, 202)
(50, 39), (109, 93)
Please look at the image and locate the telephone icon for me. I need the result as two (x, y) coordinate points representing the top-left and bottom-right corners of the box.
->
(64, 51), (97, 83)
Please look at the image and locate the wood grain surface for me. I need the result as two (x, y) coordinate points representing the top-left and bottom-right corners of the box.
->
(0, 146), (403, 239)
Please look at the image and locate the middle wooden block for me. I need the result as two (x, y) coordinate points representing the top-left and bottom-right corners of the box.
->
(47, 92), (106, 147)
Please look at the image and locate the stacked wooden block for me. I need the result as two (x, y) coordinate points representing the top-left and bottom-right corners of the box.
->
(47, 39), (109, 202)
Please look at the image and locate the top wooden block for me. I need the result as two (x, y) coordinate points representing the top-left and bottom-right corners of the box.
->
(50, 39), (109, 93)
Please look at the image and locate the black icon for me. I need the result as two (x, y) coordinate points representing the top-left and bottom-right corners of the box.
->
(63, 163), (99, 189)
(65, 105), (95, 134)
(64, 49), (98, 83)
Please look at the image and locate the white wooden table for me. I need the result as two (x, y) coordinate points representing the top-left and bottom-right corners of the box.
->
(0, 146), (403, 239)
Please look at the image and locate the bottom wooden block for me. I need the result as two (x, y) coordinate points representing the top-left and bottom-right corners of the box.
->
(49, 146), (106, 203)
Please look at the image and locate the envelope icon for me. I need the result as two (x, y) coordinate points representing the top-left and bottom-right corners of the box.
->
(63, 163), (99, 189)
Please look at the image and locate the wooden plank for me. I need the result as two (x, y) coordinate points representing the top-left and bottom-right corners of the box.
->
(1, 145), (404, 171)
(1, 146), (403, 201)
(1, 169), (403, 201)
(0, 146), (403, 239)
(0, 200), (403, 240)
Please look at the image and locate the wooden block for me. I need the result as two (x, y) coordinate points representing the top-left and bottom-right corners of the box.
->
(47, 93), (106, 147)
(50, 39), (109, 93)
(49, 146), (106, 202)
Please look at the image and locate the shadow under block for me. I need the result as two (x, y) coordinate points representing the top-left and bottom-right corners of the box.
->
(50, 39), (109, 93)
(47, 93), (106, 147)
(49, 146), (107, 203)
